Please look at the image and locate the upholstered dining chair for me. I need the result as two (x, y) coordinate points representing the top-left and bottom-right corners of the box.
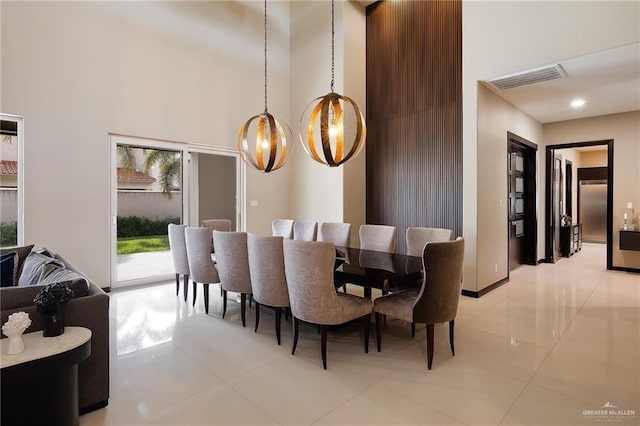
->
(184, 227), (220, 314)
(318, 222), (351, 247)
(247, 234), (289, 345)
(272, 219), (295, 239)
(283, 239), (372, 370)
(293, 220), (318, 241)
(318, 222), (352, 293)
(357, 224), (397, 297)
(391, 226), (456, 323)
(359, 224), (397, 253)
(201, 219), (232, 253)
(168, 224), (190, 302)
(405, 227), (454, 256)
(373, 238), (465, 369)
(213, 231), (253, 327)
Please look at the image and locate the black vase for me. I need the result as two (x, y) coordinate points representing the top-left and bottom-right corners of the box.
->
(43, 309), (65, 337)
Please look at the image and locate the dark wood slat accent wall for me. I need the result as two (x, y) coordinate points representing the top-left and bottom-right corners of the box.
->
(365, 0), (462, 253)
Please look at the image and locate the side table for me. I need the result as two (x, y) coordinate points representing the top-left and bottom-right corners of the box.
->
(1, 326), (92, 426)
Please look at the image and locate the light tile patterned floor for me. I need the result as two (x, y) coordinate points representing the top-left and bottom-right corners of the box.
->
(82, 243), (639, 425)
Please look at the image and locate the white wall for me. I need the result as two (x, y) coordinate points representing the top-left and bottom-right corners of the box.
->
(464, 1), (640, 291)
(288, 0), (366, 238)
(544, 111), (640, 269)
(1, 1), (292, 286)
(476, 84), (542, 290)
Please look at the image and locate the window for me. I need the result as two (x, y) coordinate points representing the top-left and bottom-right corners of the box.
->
(0, 116), (23, 248)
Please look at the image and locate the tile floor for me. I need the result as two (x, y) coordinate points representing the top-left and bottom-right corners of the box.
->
(81, 243), (639, 425)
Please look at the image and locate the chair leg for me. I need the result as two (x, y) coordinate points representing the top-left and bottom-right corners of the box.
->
(204, 284), (210, 315)
(426, 323), (435, 370)
(275, 307), (282, 346)
(222, 290), (227, 319)
(175, 273), (180, 296)
(291, 317), (299, 355)
(320, 324), (328, 370)
(363, 314), (370, 353)
(449, 319), (455, 356)
(342, 284), (347, 294)
(375, 312), (382, 352)
(411, 322), (415, 337)
(254, 302), (260, 333)
(183, 275), (189, 302)
(192, 282), (197, 306)
(240, 293), (247, 327)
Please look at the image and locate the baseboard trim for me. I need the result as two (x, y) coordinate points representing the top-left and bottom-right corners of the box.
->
(609, 266), (640, 274)
(462, 276), (509, 298)
(80, 399), (108, 415)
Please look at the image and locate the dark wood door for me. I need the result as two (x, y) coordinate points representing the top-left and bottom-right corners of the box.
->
(508, 144), (526, 270)
(552, 154), (564, 261)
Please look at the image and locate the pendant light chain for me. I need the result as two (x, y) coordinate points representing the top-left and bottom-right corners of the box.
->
(264, 0), (268, 113)
(330, 0), (335, 93)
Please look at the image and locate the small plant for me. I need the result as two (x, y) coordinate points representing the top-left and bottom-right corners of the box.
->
(33, 283), (74, 314)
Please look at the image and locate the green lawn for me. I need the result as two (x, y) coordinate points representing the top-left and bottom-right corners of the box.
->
(117, 235), (169, 255)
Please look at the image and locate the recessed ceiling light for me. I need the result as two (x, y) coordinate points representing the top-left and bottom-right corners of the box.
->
(571, 99), (585, 108)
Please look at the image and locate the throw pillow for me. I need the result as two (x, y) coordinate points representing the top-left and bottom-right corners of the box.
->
(17, 252), (65, 286)
(0, 244), (35, 286)
(0, 252), (17, 287)
(38, 263), (90, 297)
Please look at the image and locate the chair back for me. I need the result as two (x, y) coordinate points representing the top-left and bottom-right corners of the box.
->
(359, 224), (397, 253)
(413, 238), (464, 324)
(272, 219), (294, 239)
(283, 239), (339, 324)
(247, 234), (289, 308)
(213, 231), (252, 294)
(318, 222), (351, 247)
(405, 227), (454, 256)
(184, 227), (219, 284)
(168, 224), (189, 275)
(293, 220), (318, 241)
(202, 219), (232, 251)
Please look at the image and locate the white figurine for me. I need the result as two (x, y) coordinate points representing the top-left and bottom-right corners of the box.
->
(2, 311), (32, 355)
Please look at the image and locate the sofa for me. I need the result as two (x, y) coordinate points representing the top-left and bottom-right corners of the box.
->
(0, 245), (110, 414)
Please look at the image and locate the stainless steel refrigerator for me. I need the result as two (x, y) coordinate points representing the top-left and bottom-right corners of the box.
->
(579, 181), (607, 243)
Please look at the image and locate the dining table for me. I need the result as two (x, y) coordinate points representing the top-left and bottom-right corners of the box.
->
(333, 246), (423, 299)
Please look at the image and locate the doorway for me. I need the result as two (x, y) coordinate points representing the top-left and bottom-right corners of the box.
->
(507, 132), (538, 270)
(545, 140), (613, 268)
(110, 135), (242, 289)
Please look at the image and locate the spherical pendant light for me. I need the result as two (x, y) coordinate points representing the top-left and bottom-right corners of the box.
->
(238, 0), (291, 173)
(299, 0), (366, 167)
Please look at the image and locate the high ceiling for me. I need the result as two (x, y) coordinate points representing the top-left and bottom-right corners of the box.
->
(482, 43), (640, 124)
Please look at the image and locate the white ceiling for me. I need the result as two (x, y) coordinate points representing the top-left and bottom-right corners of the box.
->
(482, 42), (640, 124)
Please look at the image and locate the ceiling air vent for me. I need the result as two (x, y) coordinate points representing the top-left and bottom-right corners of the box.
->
(487, 64), (567, 91)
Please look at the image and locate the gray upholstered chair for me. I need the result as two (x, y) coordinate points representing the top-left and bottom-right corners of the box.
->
(213, 231), (253, 327)
(391, 226), (456, 328)
(168, 224), (190, 301)
(318, 222), (352, 293)
(293, 220), (318, 241)
(184, 227), (220, 314)
(373, 238), (465, 369)
(405, 226), (454, 256)
(358, 224), (397, 297)
(201, 219), (233, 252)
(318, 222), (351, 247)
(359, 224), (397, 253)
(272, 219), (295, 239)
(247, 234), (289, 344)
(283, 239), (372, 370)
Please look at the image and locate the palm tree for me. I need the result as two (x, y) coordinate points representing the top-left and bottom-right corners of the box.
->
(142, 149), (181, 199)
(116, 145), (137, 179)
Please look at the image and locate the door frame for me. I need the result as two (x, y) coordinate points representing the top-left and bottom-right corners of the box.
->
(544, 139), (613, 268)
(109, 134), (244, 289)
(507, 132), (538, 271)
(0, 114), (25, 246)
